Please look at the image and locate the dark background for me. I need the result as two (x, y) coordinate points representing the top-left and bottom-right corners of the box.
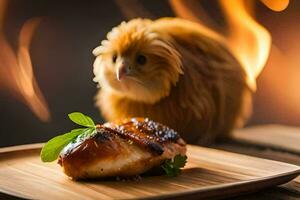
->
(0, 0), (299, 147)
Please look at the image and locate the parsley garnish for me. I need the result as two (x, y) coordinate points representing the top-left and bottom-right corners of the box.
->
(40, 112), (96, 162)
(161, 154), (187, 177)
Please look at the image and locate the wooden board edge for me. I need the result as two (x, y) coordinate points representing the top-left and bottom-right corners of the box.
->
(0, 188), (31, 200)
(187, 144), (300, 171)
(1, 170), (298, 200)
(0, 143), (44, 153)
(142, 171), (300, 200)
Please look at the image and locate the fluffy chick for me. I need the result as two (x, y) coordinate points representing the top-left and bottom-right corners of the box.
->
(93, 18), (252, 144)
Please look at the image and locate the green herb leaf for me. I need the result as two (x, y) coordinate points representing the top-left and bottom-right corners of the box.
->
(77, 127), (97, 140)
(40, 128), (86, 162)
(41, 112), (98, 163)
(68, 112), (95, 128)
(161, 155), (187, 177)
(172, 154), (187, 168)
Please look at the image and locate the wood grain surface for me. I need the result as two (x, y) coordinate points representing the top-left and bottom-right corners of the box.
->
(0, 144), (299, 200)
(214, 125), (300, 199)
(233, 125), (300, 154)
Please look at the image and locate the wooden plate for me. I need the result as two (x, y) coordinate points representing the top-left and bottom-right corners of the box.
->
(0, 144), (299, 200)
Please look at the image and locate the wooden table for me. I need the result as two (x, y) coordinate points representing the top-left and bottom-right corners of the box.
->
(1, 125), (299, 199)
(213, 125), (300, 199)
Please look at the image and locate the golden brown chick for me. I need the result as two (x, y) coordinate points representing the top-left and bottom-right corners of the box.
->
(92, 18), (252, 144)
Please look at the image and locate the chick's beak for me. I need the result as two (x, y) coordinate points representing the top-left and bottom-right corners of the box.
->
(116, 61), (130, 81)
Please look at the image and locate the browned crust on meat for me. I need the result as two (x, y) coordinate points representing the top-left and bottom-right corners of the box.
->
(58, 129), (123, 178)
(58, 118), (186, 179)
(104, 118), (186, 154)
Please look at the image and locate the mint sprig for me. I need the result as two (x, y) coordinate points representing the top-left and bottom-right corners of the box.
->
(40, 112), (97, 162)
(161, 155), (187, 177)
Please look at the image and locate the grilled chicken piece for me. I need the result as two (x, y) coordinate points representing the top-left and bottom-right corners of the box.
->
(58, 118), (186, 179)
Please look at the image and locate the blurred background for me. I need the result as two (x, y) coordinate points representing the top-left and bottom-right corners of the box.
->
(0, 0), (299, 147)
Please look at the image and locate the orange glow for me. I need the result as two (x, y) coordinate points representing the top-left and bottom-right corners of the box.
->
(169, 1), (288, 91)
(0, 0), (50, 121)
(260, 0), (289, 11)
(254, 19), (300, 123)
(219, 0), (271, 90)
(169, 0), (221, 32)
(169, 0), (203, 24)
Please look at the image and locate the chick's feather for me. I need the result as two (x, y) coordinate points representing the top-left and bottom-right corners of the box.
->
(93, 18), (252, 144)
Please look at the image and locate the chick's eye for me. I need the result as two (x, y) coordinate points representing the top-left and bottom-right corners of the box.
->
(112, 54), (117, 63)
(136, 54), (147, 65)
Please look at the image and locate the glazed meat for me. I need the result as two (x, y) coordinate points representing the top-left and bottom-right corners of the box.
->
(58, 118), (186, 179)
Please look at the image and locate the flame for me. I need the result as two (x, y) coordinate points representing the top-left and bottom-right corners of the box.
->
(0, 0), (50, 121)
(169, 0), (222, 36)
(260, 0), (289, 11)
(219, 0), (272, 90)
(168, 0), (289, 91)
(169, 0), (203, 24)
